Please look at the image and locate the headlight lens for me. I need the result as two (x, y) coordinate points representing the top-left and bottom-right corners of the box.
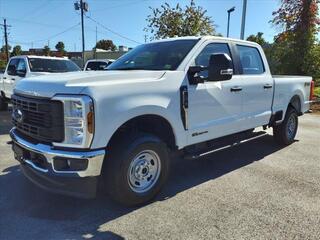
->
(52, 95), (94, 148)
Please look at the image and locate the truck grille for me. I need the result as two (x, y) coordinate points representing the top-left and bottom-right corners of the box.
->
(11, 94), (64, 143)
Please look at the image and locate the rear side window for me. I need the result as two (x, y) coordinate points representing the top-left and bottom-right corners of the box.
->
(237, 45), (265, 75)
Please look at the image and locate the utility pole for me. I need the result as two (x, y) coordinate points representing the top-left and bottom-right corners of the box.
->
(0, 19), (11, 63)
(74, 0), (88, 67)
(240, 0), (247, 40)
(95, 25), (97, 59)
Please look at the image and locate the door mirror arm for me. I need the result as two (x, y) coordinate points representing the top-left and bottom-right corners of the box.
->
(188, 65), (207, 85)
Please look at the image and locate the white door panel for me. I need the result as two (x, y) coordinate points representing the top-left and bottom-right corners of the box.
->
(188, 75), (243, 145)
(240, 74), (273, 128)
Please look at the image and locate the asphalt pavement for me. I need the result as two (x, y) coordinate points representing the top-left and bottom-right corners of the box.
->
(0, 109), (319, 240)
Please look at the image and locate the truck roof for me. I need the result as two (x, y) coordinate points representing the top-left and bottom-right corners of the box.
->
(150, 36), (260, 47)
(10, 55), (69, 60)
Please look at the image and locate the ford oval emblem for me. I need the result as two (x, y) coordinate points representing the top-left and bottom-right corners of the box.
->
(13, 109), (24, 123)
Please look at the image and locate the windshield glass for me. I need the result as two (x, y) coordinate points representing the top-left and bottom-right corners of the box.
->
(28, 58), (80, 73)
(108, 40), (198, 71)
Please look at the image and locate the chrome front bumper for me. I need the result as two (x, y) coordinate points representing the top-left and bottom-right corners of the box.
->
(10, 128), (105, 178)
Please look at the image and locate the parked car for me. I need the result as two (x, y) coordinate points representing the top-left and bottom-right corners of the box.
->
(0, 55), (80, 110)
(84, 59), (115, 71)
(9, 36), (314, 206)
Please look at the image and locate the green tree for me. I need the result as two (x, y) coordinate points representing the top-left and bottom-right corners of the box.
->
(94, 39), (116, 51)
(246, 32), (266, 46)
(145, 0), (216, 40)
(0, 44), (11, 53)
(55, 41), (66, 54)
(271, 0), (320, 77)
(11, 45), (22, 56)
(43, 45), (50, 56)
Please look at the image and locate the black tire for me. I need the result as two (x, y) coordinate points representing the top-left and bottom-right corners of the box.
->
(102, 132), (170, 206)
(0, 95), (8, 111)
(273, 107), (298, 145)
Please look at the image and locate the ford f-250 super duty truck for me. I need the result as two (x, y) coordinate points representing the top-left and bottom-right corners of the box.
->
(9, 36), (314, 206)
(0, 55), (80, 110)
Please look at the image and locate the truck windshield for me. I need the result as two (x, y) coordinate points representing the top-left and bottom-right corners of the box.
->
(108, 40), (198, 71)
(28, 58), (81, 73)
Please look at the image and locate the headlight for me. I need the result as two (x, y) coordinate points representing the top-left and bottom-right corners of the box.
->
(52, 95), (94, 148)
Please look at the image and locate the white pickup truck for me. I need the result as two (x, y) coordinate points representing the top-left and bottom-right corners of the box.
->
(9, 37), (314, 206)
(0, 55), (80, 110)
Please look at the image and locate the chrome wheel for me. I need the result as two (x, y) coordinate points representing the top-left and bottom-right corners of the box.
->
(127, 150), (161, 193)
(286, 114), (297, 140)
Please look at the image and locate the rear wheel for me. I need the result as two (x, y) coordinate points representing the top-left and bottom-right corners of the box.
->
(0, 95), (8, 111)
(103, 132), (170, 206)
(273, 107), (298, 145)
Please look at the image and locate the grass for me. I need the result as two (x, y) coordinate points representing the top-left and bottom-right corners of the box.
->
(315, 87), (320, 98)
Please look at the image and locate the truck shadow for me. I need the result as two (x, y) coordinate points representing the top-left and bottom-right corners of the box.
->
(0, 133), (287, 239)
(0, 107), (12, 135)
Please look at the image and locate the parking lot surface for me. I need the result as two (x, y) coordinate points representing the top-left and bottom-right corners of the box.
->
(0, 110), (320, 240)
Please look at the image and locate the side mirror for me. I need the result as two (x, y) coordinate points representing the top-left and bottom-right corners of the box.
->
(16, 70), (26, 77)
(208, 53), (233, 81)
(188, 65), (207, 85)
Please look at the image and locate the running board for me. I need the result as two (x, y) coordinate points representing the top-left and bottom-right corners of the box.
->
(184, 131), (268, 160)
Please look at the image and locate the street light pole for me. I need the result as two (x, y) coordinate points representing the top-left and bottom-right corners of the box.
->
(227, 7), (235, 38)
(240, 0), (247, 40)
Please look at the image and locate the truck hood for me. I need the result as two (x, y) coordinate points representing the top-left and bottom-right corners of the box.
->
(14, 70), (166, 98)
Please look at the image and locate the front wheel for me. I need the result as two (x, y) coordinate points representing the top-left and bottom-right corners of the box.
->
(273, 107), (298, 145)
(103, 132), (170, 206)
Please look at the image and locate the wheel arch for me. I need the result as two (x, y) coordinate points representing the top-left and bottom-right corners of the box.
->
(106, 114), (178, 151)
(288, 94), (302, 115)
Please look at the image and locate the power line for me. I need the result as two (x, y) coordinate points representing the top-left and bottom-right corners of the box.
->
(5, 17), (66, 29)
(85, 15), (142, 45)
(20, 0), (53, 21)
(90, 0), (148, 13)
(9, 23), (80, 47)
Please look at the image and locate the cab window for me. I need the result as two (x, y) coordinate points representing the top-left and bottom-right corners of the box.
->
(7, 58), (20, 76)
(236, 45), (265, 75)
(195, 43), (233, 78)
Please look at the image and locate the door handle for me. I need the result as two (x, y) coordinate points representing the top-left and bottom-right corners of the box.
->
(11, 78), (15, 81)
(3, 77), (6, 79)
(230, 86), (242, 92)
(263, 84), (273, 89)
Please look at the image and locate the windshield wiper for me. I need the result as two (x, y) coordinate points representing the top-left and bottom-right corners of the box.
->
(110, 67), (149, 71)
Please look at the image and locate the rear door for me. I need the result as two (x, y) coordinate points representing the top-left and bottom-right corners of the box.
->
(236, 44), (273, 128)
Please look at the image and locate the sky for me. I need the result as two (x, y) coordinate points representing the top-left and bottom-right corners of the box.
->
(0, 0), (282, 51)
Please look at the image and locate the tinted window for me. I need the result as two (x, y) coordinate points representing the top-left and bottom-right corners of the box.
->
(7, 59), (20, 76)
(195, 43), (233, 78)
(237, 45), (264, 74)
(108, 40), (198, 71)
(28, 58), (80, 73)
(86, 61), (109, 71)
(16, 59), (26, 72)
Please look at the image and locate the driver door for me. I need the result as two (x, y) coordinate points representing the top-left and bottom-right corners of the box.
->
(187, 42), (244, 145)
(3, 58), (26, 97)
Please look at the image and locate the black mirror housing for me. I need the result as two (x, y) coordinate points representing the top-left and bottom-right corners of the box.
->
(208, 53), (233, 81)
(16, 70), (26, 77)
(188, 65), (207, 85)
